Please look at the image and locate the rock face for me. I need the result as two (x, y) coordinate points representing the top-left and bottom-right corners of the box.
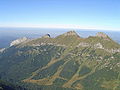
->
(63, 31), (79, 36)
(96, 32), (108, 38)
(94, 43), (103, 49)
(10, 37), (29, 46)
(42, 34), (51, 38)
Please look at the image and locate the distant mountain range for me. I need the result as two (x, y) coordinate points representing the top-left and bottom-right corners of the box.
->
(0, 31), (120, 90)
(0, 28), (120, 48)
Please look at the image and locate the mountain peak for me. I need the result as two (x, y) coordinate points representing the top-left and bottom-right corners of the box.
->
(63, 30), (79, 36)
(96, 32), (108, 38)
(42, 34), (51, 38)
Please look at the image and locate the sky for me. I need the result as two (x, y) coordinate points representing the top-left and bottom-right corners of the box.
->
(0, 0), (120, 31)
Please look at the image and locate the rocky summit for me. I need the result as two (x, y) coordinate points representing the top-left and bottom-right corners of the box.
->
(10, 37), (29, 46)
(0, 31), (120, 90)
(63, 31), (79, 36)
(96, 32), (108, 38)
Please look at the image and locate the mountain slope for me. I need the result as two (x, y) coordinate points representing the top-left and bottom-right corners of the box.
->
(0, 31), (120, 90)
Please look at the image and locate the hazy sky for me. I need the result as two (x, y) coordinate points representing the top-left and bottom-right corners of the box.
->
(0, 0), (120, 31)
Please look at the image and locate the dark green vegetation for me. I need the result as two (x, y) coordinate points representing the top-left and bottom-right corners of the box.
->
(0, 80), (26, 90)
(0, 31), (120, 90)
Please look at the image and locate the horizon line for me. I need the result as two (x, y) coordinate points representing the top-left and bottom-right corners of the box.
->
(0, 24), (120, 31)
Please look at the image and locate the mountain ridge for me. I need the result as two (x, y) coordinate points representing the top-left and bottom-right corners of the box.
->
(0, 31), (120, 90)
(19, 31), (120, 53)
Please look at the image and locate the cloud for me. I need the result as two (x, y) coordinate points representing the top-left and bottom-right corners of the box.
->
(0, 23), (120, 31)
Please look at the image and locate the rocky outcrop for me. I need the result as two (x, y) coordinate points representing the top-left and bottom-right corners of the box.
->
(105, 48), (120, 53)
(77, 42), (103, 49)
(77, 42), (90, 47)
(94, 43), (103, 49)
(96, 32), (110, 41)
(31, 43), (66, 47)
(0, 48), (5, 53)
(10, 37), (29, 46)
(63, 31), (79, 36)
(77, 42), (120, 53)
(96, 32), (108, 38)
